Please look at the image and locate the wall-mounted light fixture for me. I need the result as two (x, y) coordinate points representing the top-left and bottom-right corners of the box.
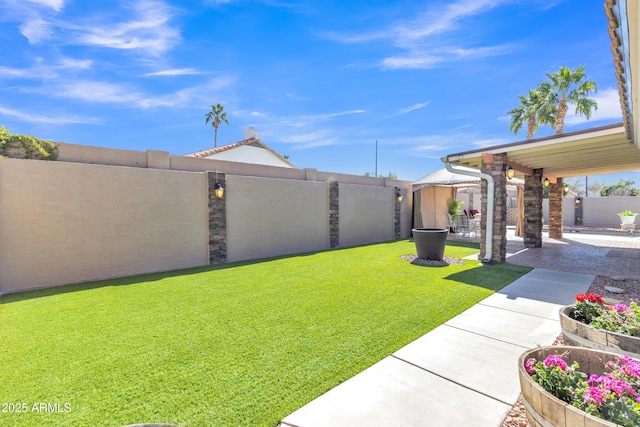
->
(214, 170), (225, 199)
(543, 177), (550, 187)
(396, 189), (403, 202)
(505, 164), (515, 179)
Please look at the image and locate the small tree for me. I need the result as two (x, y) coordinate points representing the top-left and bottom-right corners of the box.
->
(204, 103), (229, 148)
(600, 180), (638, 197)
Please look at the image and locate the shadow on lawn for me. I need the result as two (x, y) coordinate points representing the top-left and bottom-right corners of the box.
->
(445, 263), (533, 292)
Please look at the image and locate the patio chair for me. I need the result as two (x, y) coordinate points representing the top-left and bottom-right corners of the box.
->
(453, 215), (471, 238)
(444, 213), (455, 232)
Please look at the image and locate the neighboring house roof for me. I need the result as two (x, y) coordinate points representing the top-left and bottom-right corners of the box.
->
(186, 137), (297, 169)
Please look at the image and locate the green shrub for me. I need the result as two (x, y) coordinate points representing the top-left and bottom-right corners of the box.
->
(0, 126), (58, 160)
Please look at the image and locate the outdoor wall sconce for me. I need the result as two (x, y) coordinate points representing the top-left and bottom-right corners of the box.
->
(543, 177), (550, 187)
(214, 170), (225, 199)
(505, 165), (515, 179)
(396, 190), (403, 202)
(214, 183), (224, 199)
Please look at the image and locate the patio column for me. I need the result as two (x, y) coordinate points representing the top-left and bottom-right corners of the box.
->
(329, 181), (339, 248)
(548, 177), (563, 239)
(524, 169), (543, 248)
(480, 153), (508, 263)
(207, 171), (227, 264)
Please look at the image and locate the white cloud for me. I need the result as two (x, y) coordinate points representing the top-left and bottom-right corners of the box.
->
(56, 57), (92, 69)
(43, 76), (235, 109)
(0, 105), (100, 124)
(0, 63), (56, 79)
(143, 68), (203, 77)
(382, 55), (444, 70)
(20, 18), (54, 43)
(327, 0), (513, 70)
(564, 87), (622, 125)
(395, 102), (429, 116)
(24, 0), (65, 12)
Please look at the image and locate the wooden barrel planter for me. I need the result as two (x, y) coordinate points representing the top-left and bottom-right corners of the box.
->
(559, 306), (640, 357)
(518, 346), (621, 427)
(411, 228), (448, 260)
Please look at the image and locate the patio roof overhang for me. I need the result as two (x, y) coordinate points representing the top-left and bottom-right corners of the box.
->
(442, 123), (640, 179)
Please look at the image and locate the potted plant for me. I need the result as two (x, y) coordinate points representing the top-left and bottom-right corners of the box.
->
(519, 346), (640, 427)
(559, 293), (640, 357)
(618, 210), (638, 226)
(446, 198), (464, 219)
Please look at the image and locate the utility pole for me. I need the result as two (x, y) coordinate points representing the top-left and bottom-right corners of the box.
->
(585, 176), (588, 197)
(375, 140), (378, 177)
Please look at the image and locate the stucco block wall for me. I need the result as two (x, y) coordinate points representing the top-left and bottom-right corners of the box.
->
(339, 184), (395, 247)
(225, 176), (329, 262)
(0, 159), (208, 293)
(542, 196), (639, 227)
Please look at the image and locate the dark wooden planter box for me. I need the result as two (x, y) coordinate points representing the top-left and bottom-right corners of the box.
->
(519, 346), (621, 427)
(559, 306), (640, 357)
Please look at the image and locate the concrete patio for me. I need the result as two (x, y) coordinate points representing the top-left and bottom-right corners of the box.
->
(279, 231), (640, 427)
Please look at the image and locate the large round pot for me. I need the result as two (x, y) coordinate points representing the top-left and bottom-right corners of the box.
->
(560, 306), (640, 357)
(411, 228), (448, 261)
(519, 346), (622, 427)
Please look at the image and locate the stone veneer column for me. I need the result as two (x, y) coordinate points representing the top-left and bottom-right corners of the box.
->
(207, 171), (227, 264)
(394, 187), (402, 240)
(524, 169), (543, 248)
(548, 177), (563, 239)
(329, 181), (339, 248)
(480, 153), (508, 263)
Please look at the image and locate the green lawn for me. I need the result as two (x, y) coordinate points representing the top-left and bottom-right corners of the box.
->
(0, 240), (531, 427)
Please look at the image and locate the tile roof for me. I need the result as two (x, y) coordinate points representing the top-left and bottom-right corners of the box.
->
(185, 137), (297, 168)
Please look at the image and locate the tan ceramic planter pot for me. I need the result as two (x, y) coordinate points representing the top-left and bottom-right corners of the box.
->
(560, 306), (640, 357)
(518, 346), (620, 427)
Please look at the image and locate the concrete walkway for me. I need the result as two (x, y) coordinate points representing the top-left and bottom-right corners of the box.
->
(280, 268), (593, 427)
(280, 231), (640, 427)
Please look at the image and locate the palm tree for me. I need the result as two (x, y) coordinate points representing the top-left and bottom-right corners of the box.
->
(546, 66), (597, 134)
(507, 83), (556, 140)
(204, 103), (229, 148)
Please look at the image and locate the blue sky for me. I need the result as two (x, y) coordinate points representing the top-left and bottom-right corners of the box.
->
(0, 0), (634, 185)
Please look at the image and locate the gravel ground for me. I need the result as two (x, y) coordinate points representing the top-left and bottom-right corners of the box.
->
(399, 254), (466, 266)
(500, 275), (640, 427)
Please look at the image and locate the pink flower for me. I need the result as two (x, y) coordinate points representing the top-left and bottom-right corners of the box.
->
(544, 355), (567, 371)
(619, 356), (640, 378)
(613, 304), (629, 312)
(525, 358), (536, 376)
(583, 387), (609, 404)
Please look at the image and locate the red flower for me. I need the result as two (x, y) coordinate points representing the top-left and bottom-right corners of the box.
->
(576, 293), (603, 304)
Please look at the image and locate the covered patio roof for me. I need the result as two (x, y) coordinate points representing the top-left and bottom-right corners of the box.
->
(443, 123), (640, 179)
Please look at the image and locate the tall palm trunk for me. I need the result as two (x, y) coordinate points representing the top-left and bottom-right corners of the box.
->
(555, 97), (568, 134)
(214, 119), (220, 148)
(527, 116), (536, 139)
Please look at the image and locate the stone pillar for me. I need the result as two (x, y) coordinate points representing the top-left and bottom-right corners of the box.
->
(575, 197), (583, 226)
(394, 187), (402, 240)
(329, 181), (339, 248)
(207, 171), (227, 264)
(480, 153), (508, 263)
(524, 169), (543, 248)
(548, 177), (563, 239)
